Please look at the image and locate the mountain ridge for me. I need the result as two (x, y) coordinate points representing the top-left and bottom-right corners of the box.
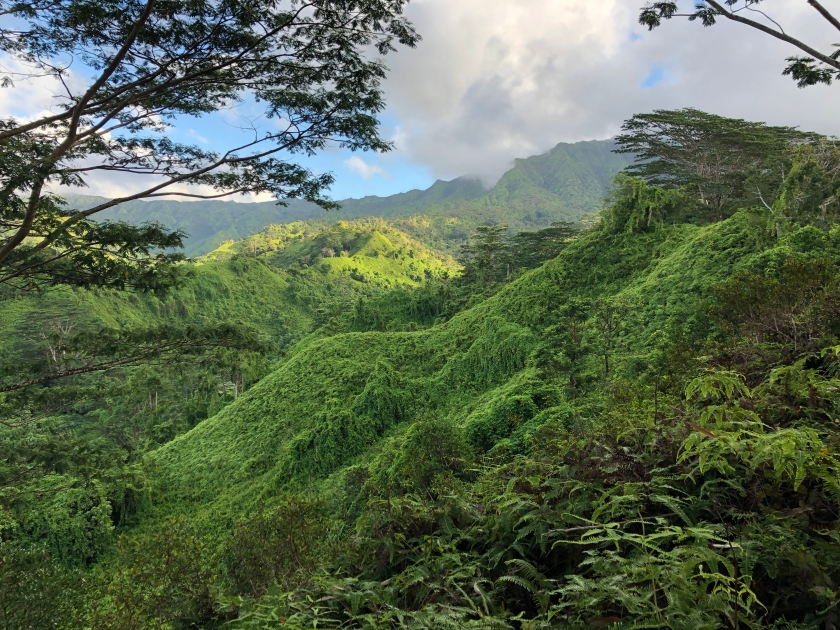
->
(65, 139), (632, 256)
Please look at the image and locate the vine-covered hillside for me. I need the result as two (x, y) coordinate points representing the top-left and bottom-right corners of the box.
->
(147, 207), (795, 525)
(133, 132), (840, 628)
(0, 221), (459, 556)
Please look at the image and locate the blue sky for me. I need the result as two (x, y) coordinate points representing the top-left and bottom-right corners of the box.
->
(641, 66), (667, 89)
(173, 107), (438, 200)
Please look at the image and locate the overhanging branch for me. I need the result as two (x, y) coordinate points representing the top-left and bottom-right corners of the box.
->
(704, 0), (840, 72)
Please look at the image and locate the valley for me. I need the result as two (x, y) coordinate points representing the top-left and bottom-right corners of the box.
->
(3, 69), (840, 629)
(6, 0), (840, 625)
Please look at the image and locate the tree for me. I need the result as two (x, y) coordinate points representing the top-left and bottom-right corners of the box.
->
(0, 0), (419, 291)
(593, 297), (632, 378)
(777, 138), (840, 225)
(458, 224), (512, 285)
(538, 297), (591, 393)
(614, 108), (816, 214)
(509, 221), (577, 269)
(639, 1), (840, 87)
(711, 257), (840, 361)
(603, 174), (688, 232)
(223, 497), (327, 599)
(0, 543), (85, 629)
(91, 519), (218, 628)
(0, 324), (262, 396)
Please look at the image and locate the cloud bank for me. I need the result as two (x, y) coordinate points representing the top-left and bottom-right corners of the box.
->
(384, 0), (840, 184)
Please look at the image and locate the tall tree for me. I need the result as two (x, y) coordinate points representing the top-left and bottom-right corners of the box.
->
(458, 224), (512, 285)
(639, 1), (840, 87)
(509, 222), (576, 269)
(0, 0), (419, 291)
(615, 108), (815, 214)
(593, 296), (631, 379)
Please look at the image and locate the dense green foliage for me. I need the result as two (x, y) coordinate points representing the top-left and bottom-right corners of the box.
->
(0, 220), (460, 590)
(74, 136), (836, 627)
(4, 113), (840, 629)
(0, 0), (418, 295)
(203, 218), (454, 285)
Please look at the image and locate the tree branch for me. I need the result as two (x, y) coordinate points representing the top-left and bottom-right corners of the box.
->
(0, 338), (244, 393)
(0, 0), (157, 266)
(807, 0), (840, 33)
(26, 135), (296, 255)
(144, 188), (250, 200)
(705, 0), (840, 72)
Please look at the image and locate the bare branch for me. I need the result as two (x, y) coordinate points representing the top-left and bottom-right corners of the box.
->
(705, 0), (840, 72)
(144, 188), (250, 200)
(739, 3), (786, 34)
(755, 187), (774, 211)
(0, 339), (234, 393)
(808, 0), (840, 33)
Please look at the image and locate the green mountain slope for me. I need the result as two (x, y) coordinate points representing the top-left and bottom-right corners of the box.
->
(68, 139), (631, 256)
(0, 218), (457, 555)
(147, 207), (798, 529)
(0, 221), (456, 362)
(15, 122), (840, 627)
(203, 218), (454, 286)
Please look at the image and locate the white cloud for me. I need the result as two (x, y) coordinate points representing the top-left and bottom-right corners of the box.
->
(383, 0), (840, 183)
(50, 169), (276, 203)
(0, 56), (85, 122)
(344, 156), (392, 180)
(188, 129), (209, 144)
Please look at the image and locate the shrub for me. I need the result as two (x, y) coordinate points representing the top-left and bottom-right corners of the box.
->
(0, 543), (85, 630)
(90, 519), (219, 629)
(223, 497), (328, 600)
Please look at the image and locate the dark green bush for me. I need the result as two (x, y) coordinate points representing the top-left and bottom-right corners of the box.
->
(0, 543), (85, 630)
(222, 497), (328, 599)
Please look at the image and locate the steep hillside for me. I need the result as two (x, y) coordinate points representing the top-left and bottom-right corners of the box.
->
(0, 221), (461, 572)
(0, 219), (457, 471)
(0, 221), (456, 360)
(67, 139), (631, 256)
(147, 208), (788, 526)
(203, 218), (455, 287)
(17, 116), (840, 628)
(124, 193), (840, 628)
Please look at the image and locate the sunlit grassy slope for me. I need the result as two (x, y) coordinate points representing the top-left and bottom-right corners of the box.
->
(148, 210), (789, 532)
(203, 218), (455, 288)
(0, 221), (457, 359)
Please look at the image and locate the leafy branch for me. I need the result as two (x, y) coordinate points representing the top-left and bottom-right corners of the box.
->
(639, 0), (840, 87)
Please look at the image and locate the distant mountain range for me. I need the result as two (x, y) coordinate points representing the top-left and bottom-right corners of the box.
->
(66, 139), (633, 257)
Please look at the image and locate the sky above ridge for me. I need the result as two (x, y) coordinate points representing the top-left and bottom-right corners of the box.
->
(3, 1), (840, 201)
